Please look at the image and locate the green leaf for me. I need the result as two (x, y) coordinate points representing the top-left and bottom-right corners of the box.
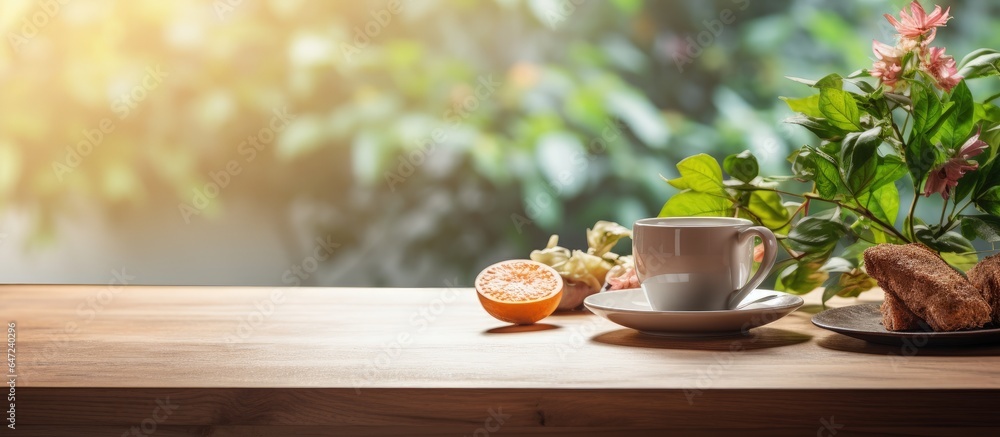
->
(904, 134), (945, 185)
(953, 167), (980, 205)
(869, 155), (908, 192)
(666, 176), (689, 190)
(960, 215), (1000, 243)
(822, 280), (841, 303)
(975, 103), (1000, 125)
(813, 73), (844, 90)
(788, 147), (816, 181)
(855, 182), (900, 226)
(849, 155), (905, 227)
(975, 159), (1000, 199)
(931, 81), (974, 149)
(975, 186), (1000, 215)
(808, 147), (844, 198)
(787, 214), (847, 256)
(780, 95), (823, 118)
(659, 191), (733, 217)
(914, 225), (976, 254)
(666, 153), (725, 194)
(776, 260), (829, 294)
(723, 150), (759, 183)
(823, 269), (877, 303)
(885, 91), (912, 107)
(853, 224), (897, 245)
(746, 190), (791, 234)
(911, 86), (942, 136)
(842, 240), (876, 266)
(840, 126), (883, 192)
(820, 257), (854, 273)
(958, 48), (1000, 80)
(819, 88), (862, 132)
(925, 100), (957, 139)
(941, 251), (979, 273)
(784, 115), (846, 141)
(980, 129), (1000, 169)
(851, 79), (876, 94)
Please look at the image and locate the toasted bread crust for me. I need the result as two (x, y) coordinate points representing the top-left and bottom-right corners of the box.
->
(864, 243), (991, 332)
(880, 292), (924, 331)
(968, 253), (1000, 324)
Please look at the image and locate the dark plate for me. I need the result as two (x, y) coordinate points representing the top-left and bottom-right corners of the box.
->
(812, 303), (1000, 347)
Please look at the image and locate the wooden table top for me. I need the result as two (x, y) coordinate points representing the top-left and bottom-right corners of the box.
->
(5, 284), (1000, 436)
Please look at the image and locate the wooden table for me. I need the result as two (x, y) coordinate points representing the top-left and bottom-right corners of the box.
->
(4, 285), (1000, 436)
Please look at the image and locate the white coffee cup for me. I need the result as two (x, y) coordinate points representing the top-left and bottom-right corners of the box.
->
(632, 217), (777, 311)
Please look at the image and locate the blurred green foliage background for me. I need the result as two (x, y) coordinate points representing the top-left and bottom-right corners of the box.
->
(2, 0), (998, 286)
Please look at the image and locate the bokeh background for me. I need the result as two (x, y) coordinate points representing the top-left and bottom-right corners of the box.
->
(2, 0), (999, 287)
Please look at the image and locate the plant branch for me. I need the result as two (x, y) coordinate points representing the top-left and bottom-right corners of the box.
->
(907, 191), (919, 240)
(891, 116), (907, 153)
(938, 198), (949, 227)
(844, 200), (910, 242)
(734, 186), (911, 242)
(773, 200), (809, 231)
(736, 205), (803, 261)
(939, 199), (975, 234)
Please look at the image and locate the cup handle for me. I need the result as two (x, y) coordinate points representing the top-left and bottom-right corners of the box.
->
(726, 226), (777, 309)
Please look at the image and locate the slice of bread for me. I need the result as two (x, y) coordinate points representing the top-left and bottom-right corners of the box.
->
(864, 243), (991, 332)
(968, 253), (1000, 325)
(880, 292), (925, 331)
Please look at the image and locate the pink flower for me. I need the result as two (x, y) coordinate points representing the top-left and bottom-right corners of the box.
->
(924, 46), (963, 91)
(958, 129), (989, 159)
(606, 267), (639, 290)
(753, 244), (765, 263)
(923, 131), (988, 199)
(923, 160), (978, 199)
(884, 1), (951, 40)
(870, 40), (905, 88)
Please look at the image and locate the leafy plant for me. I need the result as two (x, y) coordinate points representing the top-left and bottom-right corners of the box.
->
(659, 1), (1000, 303)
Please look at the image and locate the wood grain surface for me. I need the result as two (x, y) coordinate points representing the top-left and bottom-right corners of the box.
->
(4, 285), (1000, 435)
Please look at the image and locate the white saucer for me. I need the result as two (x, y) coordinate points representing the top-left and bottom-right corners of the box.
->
(584, 288), (804, 337)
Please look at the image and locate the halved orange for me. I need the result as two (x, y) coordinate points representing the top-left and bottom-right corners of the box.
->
(475, 259), (563, 325)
